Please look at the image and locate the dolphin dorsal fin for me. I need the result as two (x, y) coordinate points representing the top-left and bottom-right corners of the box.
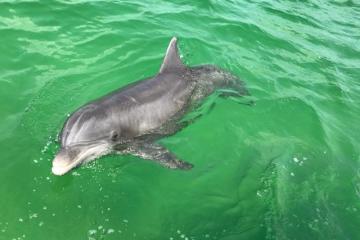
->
(159, 37), (185, 73)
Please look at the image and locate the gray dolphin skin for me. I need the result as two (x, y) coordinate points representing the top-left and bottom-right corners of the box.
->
(52, 37), (248, 175)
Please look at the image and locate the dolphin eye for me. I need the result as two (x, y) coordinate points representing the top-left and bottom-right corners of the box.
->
(111, 131), (119, 141)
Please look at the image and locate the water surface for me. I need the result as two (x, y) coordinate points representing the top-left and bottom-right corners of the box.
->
(1, 0), (360, 239)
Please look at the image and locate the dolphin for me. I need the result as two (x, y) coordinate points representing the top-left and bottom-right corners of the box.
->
(52, 37), (248, 175)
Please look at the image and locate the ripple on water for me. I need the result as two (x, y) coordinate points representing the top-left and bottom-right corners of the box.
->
(1, 0), (360, 239)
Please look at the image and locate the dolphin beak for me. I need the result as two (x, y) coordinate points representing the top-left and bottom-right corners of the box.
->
(52, 148), (79, 176)
(51, 143), (110, 176)
(52, 159), (70, 176)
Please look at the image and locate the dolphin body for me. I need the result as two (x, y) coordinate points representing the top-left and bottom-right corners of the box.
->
(52, 37), (247, 175)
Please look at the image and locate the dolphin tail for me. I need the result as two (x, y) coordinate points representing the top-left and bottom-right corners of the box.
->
(214, 73), (255, 106)
(221, 77), (249, 96)
(125, 142), (193, 170)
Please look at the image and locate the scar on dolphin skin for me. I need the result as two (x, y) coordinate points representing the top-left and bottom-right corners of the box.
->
(52, 37), (249, 176)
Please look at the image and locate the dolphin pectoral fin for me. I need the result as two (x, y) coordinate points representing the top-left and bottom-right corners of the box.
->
(128, 142), (193, 170)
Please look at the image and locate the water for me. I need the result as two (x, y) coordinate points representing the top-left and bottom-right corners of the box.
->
(0, 0), (359, 239)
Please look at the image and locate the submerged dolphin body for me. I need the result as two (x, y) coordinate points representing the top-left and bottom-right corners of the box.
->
(52, 37), (248, 175)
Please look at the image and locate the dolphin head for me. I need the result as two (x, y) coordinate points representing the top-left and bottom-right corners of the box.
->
(52, 105), (121, 175)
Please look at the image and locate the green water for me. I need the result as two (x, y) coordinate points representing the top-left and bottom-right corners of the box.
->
(1, 0), (360, 239)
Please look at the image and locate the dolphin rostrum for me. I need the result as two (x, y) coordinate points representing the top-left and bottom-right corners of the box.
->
(52, 37), (248, 175)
